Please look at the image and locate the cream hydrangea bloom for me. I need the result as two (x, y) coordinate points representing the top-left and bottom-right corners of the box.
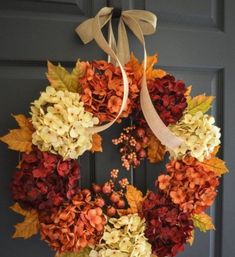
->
(31, 86), (99, 159)
(169, 111), (221, 161)
(90, 214), (152, 257)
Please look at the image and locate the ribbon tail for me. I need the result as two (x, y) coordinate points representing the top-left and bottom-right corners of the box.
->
(108, 20), (117, 66)
(117, 19), (130, 66)
(140, 72), (183, 149)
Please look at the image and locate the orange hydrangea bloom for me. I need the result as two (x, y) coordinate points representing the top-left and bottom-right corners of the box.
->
(39, 194), (106, 253)
(158, 174), (171, 190)
(80, 54), (165, 124)
(107, 96), (123, 114)
(80, 59), (141, 124)
(157, 156), (219, 214)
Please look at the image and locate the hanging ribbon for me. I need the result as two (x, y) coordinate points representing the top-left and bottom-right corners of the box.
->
(75, 7), (183, 149)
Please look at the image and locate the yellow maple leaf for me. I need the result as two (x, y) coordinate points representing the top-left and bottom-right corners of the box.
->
(187, 230), (195, 246)
(201, 156), (228, 176)
(90, 133), (103, 153)
(47, 60), (85, 93)
(186, 94), (214, 115)
(125, 185), (143, 214)
(10, 203), (39, 239)
(192, 212), (215, 232)
(147, 131), (166, 163)
(71, 60), (86, 93)
(185, 85), (192, 102)
(151, 69), (167, 79)
(0, 114), (34, 153)
(55, 248), (91, 257)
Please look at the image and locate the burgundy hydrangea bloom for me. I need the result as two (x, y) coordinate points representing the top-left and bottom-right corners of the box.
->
(142, 191), (193, 257)
(136, 75), (187, 126)
(11, 147), (80, 210)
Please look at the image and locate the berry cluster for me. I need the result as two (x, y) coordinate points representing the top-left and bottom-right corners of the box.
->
(92, 169), (128, 217)
(112, 126), (149, 170)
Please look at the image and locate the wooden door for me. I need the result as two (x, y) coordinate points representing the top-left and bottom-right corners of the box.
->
(0, 0), (235, 257)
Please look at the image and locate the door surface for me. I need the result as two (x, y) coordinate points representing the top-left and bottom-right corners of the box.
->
(0, 0), (235, 257)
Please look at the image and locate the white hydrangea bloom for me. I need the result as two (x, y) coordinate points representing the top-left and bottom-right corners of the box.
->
(90, 214), (152, 257)
(31, 86), (99, 159)
(169, 111), (221, 161)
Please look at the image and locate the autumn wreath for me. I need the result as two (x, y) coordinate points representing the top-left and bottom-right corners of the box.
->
(0, 7), (228, 257)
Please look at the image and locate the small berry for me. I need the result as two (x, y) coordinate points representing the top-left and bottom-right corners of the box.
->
(92, 183), (101, 193)
(95, 197), (105, 208)
(82, 189), (90, 196)
(142, 136), (149, 145)
(139, 149), (146, 158)
(110, 193), (120, 203)
(117, 199), (125, 208)
(102, 183), (112, 194)
(107, 206), (116, 217)
(135, 142), (142, 152)
(136, 128), (145, 138)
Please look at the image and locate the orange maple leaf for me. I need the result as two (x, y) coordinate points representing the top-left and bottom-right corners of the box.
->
(10, 202), (28, 216)
(0, 114), (34, 153)
(126, 53), (143, 82)
(147, 130), (166, 163)
(90, 133), (103, 153)
(201, 156), (228, 176)
(210, 145), (220, 157)
(10, 203), (39, 239)
(127, 53), (167, 82)
(145, 54), (167, 80)
(123, 185), (143, 214)
(12, 114), (34, 130)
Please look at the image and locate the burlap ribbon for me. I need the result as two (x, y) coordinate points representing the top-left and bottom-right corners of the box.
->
(75, 7), (182, 149)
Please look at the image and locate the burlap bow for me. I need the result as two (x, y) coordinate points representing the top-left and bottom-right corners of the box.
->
(76, 7), (182, 149)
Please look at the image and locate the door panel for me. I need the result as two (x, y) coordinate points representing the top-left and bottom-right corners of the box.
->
(146, 0), (224, 29)
(0, 1), (234, 257)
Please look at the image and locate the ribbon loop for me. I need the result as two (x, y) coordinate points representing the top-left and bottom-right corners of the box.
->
(75, 7), (183, 150)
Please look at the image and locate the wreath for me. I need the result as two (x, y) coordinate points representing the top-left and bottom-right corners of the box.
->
(0, 7), (228, 257)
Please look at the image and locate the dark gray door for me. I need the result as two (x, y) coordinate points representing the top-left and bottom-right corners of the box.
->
(0, 0), (234, 257)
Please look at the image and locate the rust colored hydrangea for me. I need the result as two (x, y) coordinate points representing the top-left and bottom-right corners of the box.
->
(135, 75), (188, 126)
(157, 156), (219, 214)
(11, 147), (80, 210)
(40, 194), (106, 253)
(142, 191), (193, 257)
(80, 60), (141, 124)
